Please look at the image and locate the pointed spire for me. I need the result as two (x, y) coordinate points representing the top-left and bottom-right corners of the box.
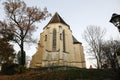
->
(44, 12), (69, 29)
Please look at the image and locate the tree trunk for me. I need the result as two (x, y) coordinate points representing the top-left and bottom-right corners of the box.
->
(20, 38), (26, 66)
(96, 55), (100, 69)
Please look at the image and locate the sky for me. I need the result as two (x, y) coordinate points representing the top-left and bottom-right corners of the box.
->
(0, 0), (120, 68)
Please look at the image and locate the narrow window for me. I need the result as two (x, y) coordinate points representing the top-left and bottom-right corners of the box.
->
(53, 29), (56, 51)
(63, 30), (66, 52)
(60, 33), (62, 40)
(45, 35), (47, 41)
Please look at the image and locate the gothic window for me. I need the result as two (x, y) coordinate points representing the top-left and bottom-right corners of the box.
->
(59, 26), (62, 40)
(63, 30), (66, 52)
(52, 29), (56, 51)
(45, 35), (47, 41)
(60, 33), (62, 40)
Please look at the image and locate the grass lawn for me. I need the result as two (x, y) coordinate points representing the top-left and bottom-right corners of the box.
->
(0, 67), (119, 80)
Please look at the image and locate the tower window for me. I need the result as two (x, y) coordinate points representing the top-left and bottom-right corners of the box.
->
(63, 30), (66, 52)
(53, 29), (56, 51)
(60, 33), (62, 40)
(45, 35), (47, 41)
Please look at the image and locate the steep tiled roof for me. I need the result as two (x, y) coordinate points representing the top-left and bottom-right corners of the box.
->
(72, 36), (82, 44)
(44, 12), (69, 29)
(49, 12), (69, 25)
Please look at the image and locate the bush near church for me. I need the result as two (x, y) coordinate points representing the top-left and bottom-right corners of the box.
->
(1, 63), (19, 75)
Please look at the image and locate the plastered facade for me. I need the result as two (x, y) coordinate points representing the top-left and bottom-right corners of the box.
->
(30, 13), (86, 68)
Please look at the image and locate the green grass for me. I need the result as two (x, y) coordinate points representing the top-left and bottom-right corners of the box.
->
(41, 68), (119, 80)
(0, 67), (119, 80)
(26, 67), (120, 80)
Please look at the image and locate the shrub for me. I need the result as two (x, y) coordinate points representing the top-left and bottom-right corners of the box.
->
(1, 63), (19, 75)
(15, 65), (26, 74)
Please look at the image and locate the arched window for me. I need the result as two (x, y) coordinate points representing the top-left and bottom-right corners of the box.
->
(63, 30), (66, 52)
(53, 29), (56, 51)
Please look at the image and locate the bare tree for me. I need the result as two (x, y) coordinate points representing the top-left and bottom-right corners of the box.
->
(101, 40), (120, 69)
(0, 0), (51, 66)
(83, 25), (106, 69)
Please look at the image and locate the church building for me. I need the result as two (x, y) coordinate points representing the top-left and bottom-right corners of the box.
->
(30, 12), (86, 68)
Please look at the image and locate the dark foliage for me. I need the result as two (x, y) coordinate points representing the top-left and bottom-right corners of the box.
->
(1, 63), (19, 75)
(0, 38), (15, 64)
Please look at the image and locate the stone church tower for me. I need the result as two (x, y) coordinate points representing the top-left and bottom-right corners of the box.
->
(30, 12), (86, 68)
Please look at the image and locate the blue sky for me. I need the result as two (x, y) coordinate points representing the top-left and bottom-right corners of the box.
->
(0, 0), (120, 67)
